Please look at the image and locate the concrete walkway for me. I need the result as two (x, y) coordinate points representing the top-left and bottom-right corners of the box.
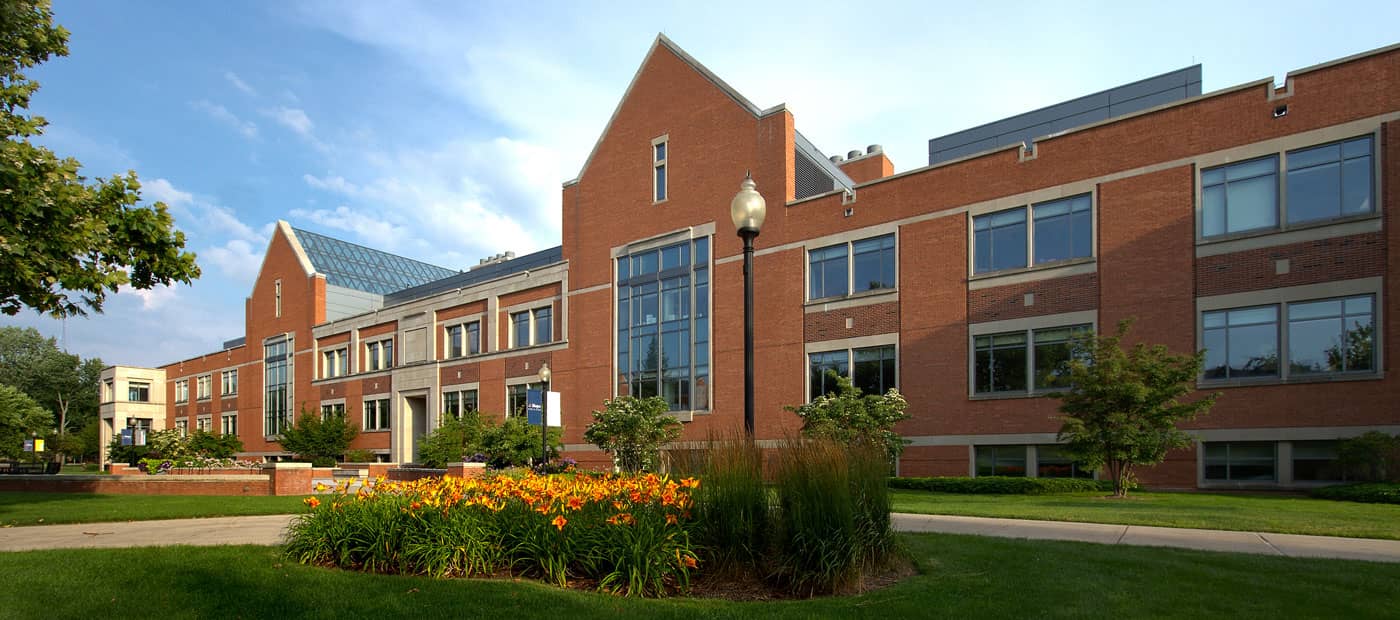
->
(2, 512), (1399, 563)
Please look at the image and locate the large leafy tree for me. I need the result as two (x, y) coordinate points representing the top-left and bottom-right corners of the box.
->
(0, 384), (52, 460)
(584, 396), (681, 473)
(0, 0), (199, 318)
(1051, 319), (1218, 498)
(0, 326), (101, 455)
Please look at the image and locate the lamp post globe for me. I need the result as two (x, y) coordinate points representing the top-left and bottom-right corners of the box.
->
(730, 173), (765, 440)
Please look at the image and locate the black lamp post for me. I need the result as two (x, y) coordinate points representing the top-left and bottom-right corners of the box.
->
(729, 172), (767, 439)
(538, 363), (552, 468)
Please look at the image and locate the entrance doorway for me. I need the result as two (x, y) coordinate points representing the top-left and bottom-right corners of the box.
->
(404, 395), (428, 463)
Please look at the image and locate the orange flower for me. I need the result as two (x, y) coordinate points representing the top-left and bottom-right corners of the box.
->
(680, 477), (699, 489)
(552, 515), (567, 530)
(303, 496), (320, 508)
(567, 497), (583, 511)
(665, 513), (678, 526)
(410, 501), (422, 510)
(683, 555), (697, 569)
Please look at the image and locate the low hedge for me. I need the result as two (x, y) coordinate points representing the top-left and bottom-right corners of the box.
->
(1310, 482), (1400, 505)
(889, 476), (1115, 495)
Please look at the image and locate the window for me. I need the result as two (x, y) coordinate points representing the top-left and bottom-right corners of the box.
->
(1201, 156), (1277, 236)
(1202, 295), (1376, 383)
(1286, 136), (1373, 224)
(1036, 445), (1094, 479)
(974, 324), (1091, 395)
(617, 236), (710, 411)
(511, 311), (531, 348)
(442, 389), (479, 419)
(274, 279), (282, 318)
(808, 345), (897, 400)
(174, 379), (188, 403)
(808, 234), (896, 300)
(1292, 440), (1342, 482)
(1203, 442), (1276, 481)
(445, 322), (480, 358)
(221, 412), (238, 436)
(366, 339), (393, 371)
(197, 375), (212, 400)
(974, 194), (1094, 274)
(975, 445), (1027, 477)
(175, 419), (188, 436)
(507, 383), (544, 418)
(264, 337), (292, 436)
(653, 137), (667, 202)
(320, 403), (346, 419)
(321, 348), (348, 378)
(534, 307), (552, 345)
(1287, 296), (1374, 375)
(196, 416), (212, 433)
(1201, 135), (1375, 238)
(1032, 194), (1092, 264)
(130, 387), (142, 404)
(221, 369), (238, 396)
(363, 398), (390, 431)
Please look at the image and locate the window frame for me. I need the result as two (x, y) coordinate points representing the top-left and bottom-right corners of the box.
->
(220, 369), (238, 396)
(1196, 133), (1379, 242)
(614, 233), (712, 414)
(263, 336), (293, 438)
(174, 379), (188, 403)
(805, 343), (898, 402)
(362, 397), (391, 431)
(129, 381), (151, 403)
(508, 306), (554, 349)
(442, 387), (480, 420)
(221, 412), (237, 436)
(652, 134), (668, 204)
(806, 233), (897, 302)
(365, 338), (394, 372)
(969, 318), (1095, 398)
(971, 192), (1095, 277)
(321, 347), (349, 379)
(1197, 286), (1380, 387)
(196, 375), (212, 401)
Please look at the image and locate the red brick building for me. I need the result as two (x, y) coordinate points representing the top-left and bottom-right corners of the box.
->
(103, 36), (1400, 489)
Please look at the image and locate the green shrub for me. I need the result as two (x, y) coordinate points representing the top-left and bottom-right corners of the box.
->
(278, 406), (358, 464)
(584, 396), (682, 473)
(480, 414), (561, 469)
(889, 476), (1116, 495)
(785, 373), (908, 462)
(186, 430), (243, 458)
(418, 411), (490, 468)
(1337, 432), (1400, 483)
(343, 449), (376, 463)
(1311, 482), (1400, 505)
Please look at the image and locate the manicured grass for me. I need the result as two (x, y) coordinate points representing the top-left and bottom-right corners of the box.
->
(58, 463), (105, 475)
(891, 489), (1400, 539)
(1, 534), (1397, 618)
(0, 492), (307, 527)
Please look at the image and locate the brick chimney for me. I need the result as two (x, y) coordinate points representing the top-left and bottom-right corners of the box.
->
(836, 144), (894, 184)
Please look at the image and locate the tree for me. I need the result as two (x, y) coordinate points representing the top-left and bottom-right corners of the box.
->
(278, 406), (358, 466)
(418, 411), (489, 468)
(584, 396), (682, 473)
(786, 373), (909, 463)
(0, 0), (199, 318)
(0, 384), (52, 460)
(1050, 319), (1218, 498)
(186, 429), (243, 459)
(0, 327), (102, 461)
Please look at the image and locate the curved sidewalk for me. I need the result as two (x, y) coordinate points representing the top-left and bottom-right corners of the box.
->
(2, 512), (1399, 563)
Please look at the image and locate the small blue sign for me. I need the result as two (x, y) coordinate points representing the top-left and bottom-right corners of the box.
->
(121, 428), (133, 446)
(526, 389), (544, 426)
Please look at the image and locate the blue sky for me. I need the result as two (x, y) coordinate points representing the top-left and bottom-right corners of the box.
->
(5, 0), (1397, 367)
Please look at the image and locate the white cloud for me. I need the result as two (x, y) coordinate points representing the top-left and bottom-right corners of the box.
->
(224, 71), (257, 96)
(143, 177), (194, 207)
(191, 99), (258, 139)
(202, 238), (263, 285)
(123, 284), (180, 311)
(302, 173), (361, 196)
(264, 106), (314, 137)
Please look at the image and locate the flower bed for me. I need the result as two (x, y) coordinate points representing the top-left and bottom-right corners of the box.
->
(286, 471), (700, 597)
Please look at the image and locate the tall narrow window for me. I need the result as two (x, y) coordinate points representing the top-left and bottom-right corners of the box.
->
(653, 138), (667, 202)
(264, 337), (292, 436)
(534, 307), (552, 345)
(617, 236), (708, 411)
(221, 369), (238, 395)
(447, 324), (463, 358)
(512, 311), (531, 348)
(467, 321), (480, 354)
(274, 279), (282, 318)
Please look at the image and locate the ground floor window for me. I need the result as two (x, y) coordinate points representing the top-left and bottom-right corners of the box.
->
(1036, 445), (1095, 479)
(221, 413), (237, 436)
(975, 445), (1027, 477)
(320, 403), (346, 419)
(1203, 442), (1276, 481)
(507, 383), (544, 418)
(363, 398), (390, 431)
(175, 419), (188, 436)
(196, 416), (212, 433)
(808, 344), (897, 400)
(1291, 440), (1342, 482)
(443, 389), (479, 419)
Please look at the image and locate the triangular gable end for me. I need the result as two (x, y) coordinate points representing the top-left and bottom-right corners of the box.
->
(248, 221), (319, 300)
(563, 33), (787, 187)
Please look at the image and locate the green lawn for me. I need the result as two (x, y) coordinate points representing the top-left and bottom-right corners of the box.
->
(892, 489), (1400, 539)
(0, 492), (307, 527)
(0, 534), (1396, 618)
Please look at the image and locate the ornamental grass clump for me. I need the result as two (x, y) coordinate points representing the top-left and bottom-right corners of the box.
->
(678, 433), (769, 575)
(285, 471), (700, 597)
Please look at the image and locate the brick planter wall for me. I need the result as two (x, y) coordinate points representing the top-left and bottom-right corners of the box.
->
(0, 474), (271, 496)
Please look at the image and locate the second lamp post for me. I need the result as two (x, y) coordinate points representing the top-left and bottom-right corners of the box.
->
(729, 172), (766, 439)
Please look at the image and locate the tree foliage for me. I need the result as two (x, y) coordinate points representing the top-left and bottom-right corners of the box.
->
(584, 396), (682, 473)
(1337, 431), (1400, 483)
(1050, 319), (1218, 498)
(186, 429), (243, 459)
(786, 373), (909, 463)
(0, 384), (52, 460)
(418, 411), (562, 469)
(278, 406), (358, 466)
(0, 0), (199, 318)
(0, 326), (101, 437)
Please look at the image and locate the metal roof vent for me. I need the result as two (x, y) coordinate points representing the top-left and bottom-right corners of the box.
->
(829, 155), (844, 163)
(867, 144), (883, 154)
(847, 150), (862, 160)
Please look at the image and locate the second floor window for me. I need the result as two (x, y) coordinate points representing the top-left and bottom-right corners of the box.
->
(809, 234), (896, 299)
(974, 193), (1093, 274)
(974, 324), (1092, 395)
(174, 379), (188, 403)
(197, 375), (212, 400)
(321, 348), (348, 378)
(366, 339), (393, 371)
(221, 369), (238, 395)
(446, 322), (481, 358)
(1202, 294), (1375, 382)
(129, 381), (151, 402)
(363, 398), (390, 430)
(1201, 135), (1375, 238)
(510, 309), (553, 348)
